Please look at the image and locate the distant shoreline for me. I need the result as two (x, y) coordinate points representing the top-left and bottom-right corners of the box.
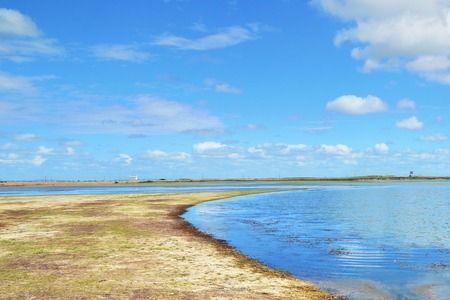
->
(2, 176), (450, 187)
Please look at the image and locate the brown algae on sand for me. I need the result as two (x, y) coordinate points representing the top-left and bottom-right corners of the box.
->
(0, 191), (339, 299)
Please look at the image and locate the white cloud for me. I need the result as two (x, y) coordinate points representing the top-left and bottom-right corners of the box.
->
(145, 149), (191, 161)
(374, 143), (389, 154)
(279, 144), (308, 155)
(31, 155), (46, 166)
(397, 98), (416, 110)
(0, 143), (15, 150)
(314, 0), (450, 84)
(227, 153), (243, 160)
(204, 79), (241, 94)
(193, 141), (228, 154)
(296, 155), (308, 166)
(318, 144), (353, 155)
(65, 147), (76, 156)
(154, 25), (258, 50)
(0, 8), (40, 37)
(406, 56), (450, 84)
(396, 116), (423, 130)
(245, 124), (262, 130)
(37, 146), (53, 155)
(420, 133), (448, 141)
(0, 72), (36, 94)
(247, 143), (308, 159)
(172, 152), (191, 161)
(14, 133), (39, 141)
(0, 153), (20, 164)
(0, 8), (62, 62)
(326, 95), (387, 115)
(301, 126), (333, 133)
(66, 95), (223, 135)
(115, 153), (133, 165)
(146, 150), (169, 158)
(92, 44), (151, 62)
(64, 140), (83, 147)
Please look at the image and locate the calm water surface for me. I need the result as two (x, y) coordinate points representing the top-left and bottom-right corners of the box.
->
(184, 182), (450, 300)
(0, 182), (303, 196)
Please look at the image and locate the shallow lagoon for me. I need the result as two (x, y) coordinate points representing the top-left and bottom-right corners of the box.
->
(184, 182), (450, 299)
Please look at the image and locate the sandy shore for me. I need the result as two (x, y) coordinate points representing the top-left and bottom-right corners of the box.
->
(0, 190), (339, 299)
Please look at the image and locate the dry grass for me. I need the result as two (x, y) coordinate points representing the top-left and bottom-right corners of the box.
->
(0, 191), (338, 299)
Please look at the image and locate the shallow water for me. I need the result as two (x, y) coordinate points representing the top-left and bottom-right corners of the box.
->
(0, 182), (300, 196)
(0, 181), (356, 197)
(183, 183), (450, 300)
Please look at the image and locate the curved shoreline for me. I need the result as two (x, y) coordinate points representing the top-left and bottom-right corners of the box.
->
(173, 190), (342, 300)
(0, 190), (341, 299)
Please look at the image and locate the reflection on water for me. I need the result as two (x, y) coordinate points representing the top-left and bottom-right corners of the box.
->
(183, 183), (450, 300)
(0, 182), (302, 196)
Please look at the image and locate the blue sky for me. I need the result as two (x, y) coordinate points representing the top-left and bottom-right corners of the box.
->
(1, 0), (450, 180)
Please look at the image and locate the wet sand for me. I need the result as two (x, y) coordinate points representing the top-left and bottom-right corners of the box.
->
(0, 190), (339, 299)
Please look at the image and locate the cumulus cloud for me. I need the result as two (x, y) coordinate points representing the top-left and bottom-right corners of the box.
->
(193, 141), (228, 154)
(374, 143), (389, 154)
(115, 153), (133, 165)
(396, 116), (423, 130)
(420, 133), (448, 141)
(397, 98), (416, 110)
(314, 0), (450, 84)
(326, 95), (387, 115)
(92, 44), (151, 62)
(154, 25), (259, 50)
(0, 8), (62, 62)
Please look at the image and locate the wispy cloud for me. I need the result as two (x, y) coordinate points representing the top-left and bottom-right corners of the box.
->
(397, 98), (416, 110)
(31, 155), (46, 166)
(154, 25), (259, 50)
(37, 145), (53, 155)
(204, 78), (241, 94)
(0, 8), (63, 62)
(0, 72), (36, 94)
(91, 44), (151, 62)
(145, 150), (190, 161)
(34, 95), (222, 135)
(318, 144), (352, 156)
(420, 133), (448, 142)
(14, 133), (39, 141)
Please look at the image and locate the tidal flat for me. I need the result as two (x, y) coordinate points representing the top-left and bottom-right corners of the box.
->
(0, 190), (336, 299)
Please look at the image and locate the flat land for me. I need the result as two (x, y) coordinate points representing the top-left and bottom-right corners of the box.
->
(2, 175), (450, 187)
(0, 191), (337, 299)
